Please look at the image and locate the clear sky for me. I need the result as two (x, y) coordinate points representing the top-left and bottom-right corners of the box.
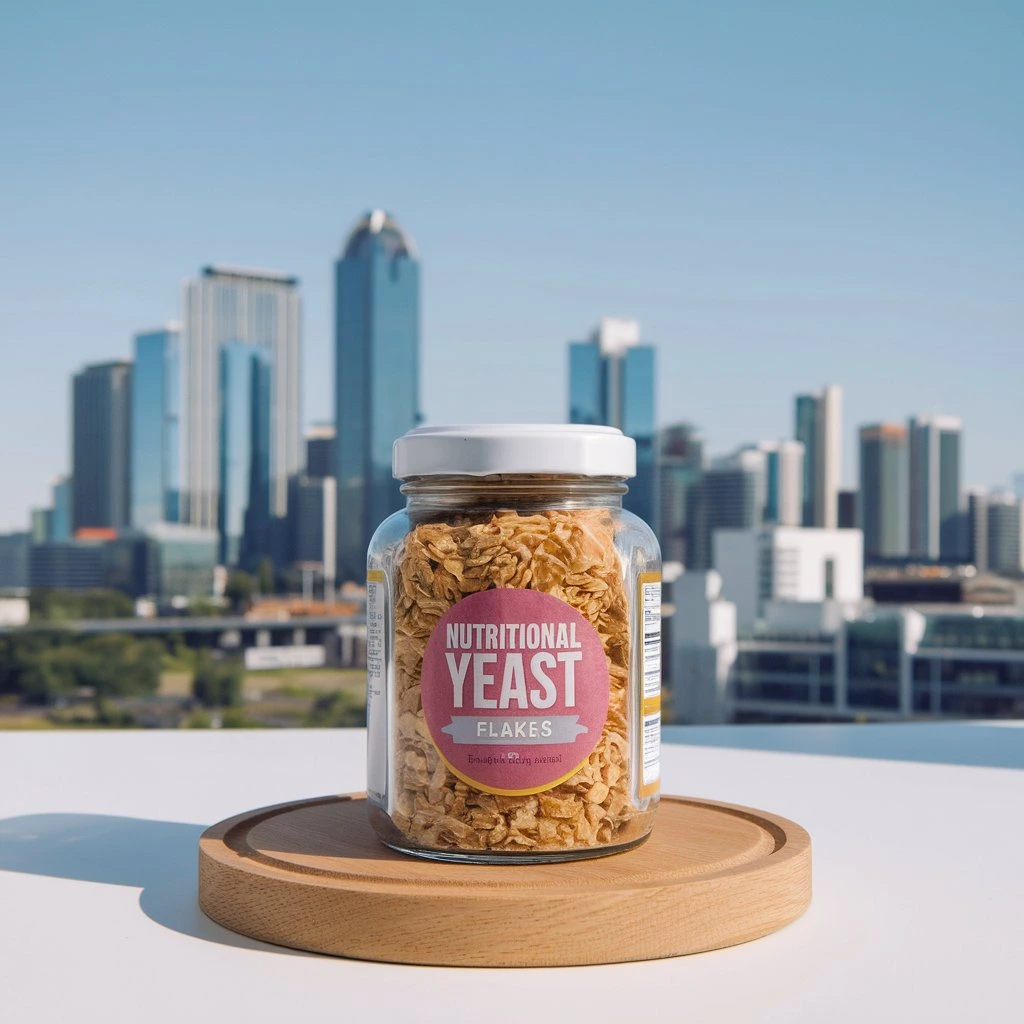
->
(1, 1), (1021, 530)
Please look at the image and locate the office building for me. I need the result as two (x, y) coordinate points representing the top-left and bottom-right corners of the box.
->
(908, 415), (962, 561)
(0, 532), (30, 590)
(668, 570), (737, 724)
(218, 342), (272, 567)
(968, 490), (989, 572)
(335, 210), (420, 582)
(713, 525), (864, 631)
(182, 265), (301, 533)
(859, 423), (908, 561)
(31, 508), (52, 544)
(657, 424), (704, 564)
(305, 424), (336, 480)
(72, 361), (132, 531)
(667, 581), (1024, 723)
(568, 317), (656, 530)
(28, 540), (107, 591)
(50, 477), (71, 542)
(687, 448), (766, 571)
(755, 440), (804, 527)
(130, 325), (181, 527)
(106, 523), (218, 601)
(837, 489), (858, 529)
(985, 493), (1023, 575)
(289, 475), (337, 596)
(794, 385), (842, 528)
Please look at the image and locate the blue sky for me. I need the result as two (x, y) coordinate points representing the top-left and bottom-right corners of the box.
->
(1, 1), (1021, 529)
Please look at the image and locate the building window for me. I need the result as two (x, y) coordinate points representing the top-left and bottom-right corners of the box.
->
(824, 557), (835, 599)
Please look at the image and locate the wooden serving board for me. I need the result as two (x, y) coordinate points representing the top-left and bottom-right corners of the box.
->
(198, 794), (811, 967)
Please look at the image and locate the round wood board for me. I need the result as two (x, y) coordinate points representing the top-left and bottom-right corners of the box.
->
(198, 794), (811, 967)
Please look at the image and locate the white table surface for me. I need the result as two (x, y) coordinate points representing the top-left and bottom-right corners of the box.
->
(1, 726), (1022, 1024)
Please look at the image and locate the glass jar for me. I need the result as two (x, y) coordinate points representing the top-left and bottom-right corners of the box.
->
(366, 424), (661, 863)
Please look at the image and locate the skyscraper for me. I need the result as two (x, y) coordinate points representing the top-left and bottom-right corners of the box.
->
(837, 489), (858, 529)
(657, 424), (704, 565)
(794, 385), (842, 528)
(218, 342), (272, 567)
(568, 318), (656, 530)
(908, 415), (963, 561)
(335, 210), (420, 583)
(130, 325), (181, 528)
(72, 361), (132, 532)
(756, 440), (804, 527)
(182, 265), (301, 534)
(289, 475), (337, 597)
(967, 489), (989, 572)
(305, 424), (336, 480)
(985, 493), (1023, 575)
(687, 448), (766, 570)
(50, 476), (71, 542)
(859, 423), (908, 561)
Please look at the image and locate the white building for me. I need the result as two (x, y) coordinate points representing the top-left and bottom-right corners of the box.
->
(907, 414), (962, 561)
(669, 570), (737, 724)
(713, 526), (864, 632)
(755, 440), (804, 527)
(182, 265), (302, 530)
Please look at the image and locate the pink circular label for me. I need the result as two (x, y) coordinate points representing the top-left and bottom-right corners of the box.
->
(421, 589), (610, 795)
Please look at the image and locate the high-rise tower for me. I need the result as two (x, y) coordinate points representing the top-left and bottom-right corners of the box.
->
(334, 210), (420, 582)
(568, 317), (656, 530)
(181, 266), (301, 535)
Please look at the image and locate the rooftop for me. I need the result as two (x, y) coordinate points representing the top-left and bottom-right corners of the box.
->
(201, 264), (299, 287)
(341, 209), (418, 261)
(1, 725), (1020, 1020)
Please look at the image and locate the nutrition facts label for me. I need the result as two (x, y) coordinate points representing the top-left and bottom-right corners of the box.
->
(366, 571), (387, 803)
(639, 575), (661, 796)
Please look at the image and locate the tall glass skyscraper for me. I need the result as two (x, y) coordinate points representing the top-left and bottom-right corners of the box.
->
(658, 424), (704, 565)
(686, 449), (767, 571)
(859, 423), (908, 561)
(130, 325), (180, 528)
(50, 476), (72, 542)
(218, 343), (272, 567)
(908, 415), (963, 561)
(72, 361), (132, 531)
(182, 266), (301, 536)
(334, 210), (420, 583)
(568, 318), (657, 531)
(794, 386), (842, 528)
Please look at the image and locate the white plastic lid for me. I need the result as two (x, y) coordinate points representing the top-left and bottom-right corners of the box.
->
(393, 424), (636, 479)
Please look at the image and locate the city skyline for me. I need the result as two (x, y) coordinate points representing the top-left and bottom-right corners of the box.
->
(1, 4), (1022, 529)
(6, 292), (1012, 550)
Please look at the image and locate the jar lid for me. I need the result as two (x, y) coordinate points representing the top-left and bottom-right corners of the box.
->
(393, 424), (636, 479)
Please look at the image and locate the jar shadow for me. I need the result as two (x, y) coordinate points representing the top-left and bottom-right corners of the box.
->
(0, 812), (317, 956)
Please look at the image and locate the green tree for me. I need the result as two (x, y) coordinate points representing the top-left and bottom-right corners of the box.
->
(187, 598), (223, 618)
(0, 632), (161, 708)
(192, 653), (244, 708)
(304, 689), (367, 728)
(30, 589), (134, 622)
(224, 571), (255, 613)
(77, 634), (162, 703)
